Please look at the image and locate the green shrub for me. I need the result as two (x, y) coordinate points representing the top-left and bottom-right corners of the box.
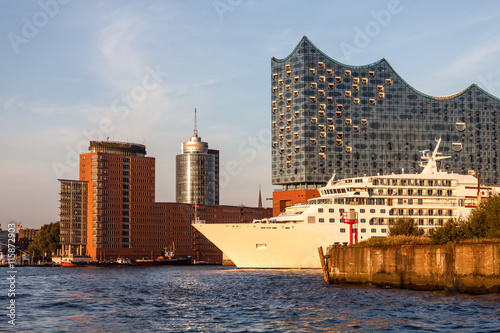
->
(430, 193), (500, 244)
(388, 218), (423, 236)
(429, 218), (465, 244)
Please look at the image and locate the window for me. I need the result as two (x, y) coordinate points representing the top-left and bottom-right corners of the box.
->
(371, 228), (376, 233)
(329, 218), (335, 223)
(319, 218), (324, 223)
(340, 228), (346, 233)
(380, 209), (386, 213)
(318, 208), (323, 213)
(329, 208), (335, 213)
(361, 228), (366, 233)
(360, 209), (365, 213)
(370, 209), (375, 213)
(360, 218), (366, 223)
(381, 229), (387, 233)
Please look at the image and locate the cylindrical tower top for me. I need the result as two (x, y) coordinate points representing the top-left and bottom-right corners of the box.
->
(182, 135), (208, 154)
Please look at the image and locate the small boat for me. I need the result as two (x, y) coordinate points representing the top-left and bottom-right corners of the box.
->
(136, 248), (191, 266)
(61, 258), (136, 267)
(136, 256), (191, 266)
(61, 259), (78, 267)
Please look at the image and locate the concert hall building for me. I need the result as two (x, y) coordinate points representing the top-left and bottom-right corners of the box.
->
(271, 36), (500, 214)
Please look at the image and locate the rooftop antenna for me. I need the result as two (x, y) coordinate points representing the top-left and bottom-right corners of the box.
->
(194, 108), (198, 137)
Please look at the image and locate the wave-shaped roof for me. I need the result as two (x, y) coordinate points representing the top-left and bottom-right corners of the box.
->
(272, 36), (500, 102)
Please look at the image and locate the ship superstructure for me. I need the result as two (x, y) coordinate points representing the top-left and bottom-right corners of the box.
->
(193, 139), (496, 268)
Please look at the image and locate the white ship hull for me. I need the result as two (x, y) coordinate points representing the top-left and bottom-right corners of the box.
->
(193, 222), (357, 269)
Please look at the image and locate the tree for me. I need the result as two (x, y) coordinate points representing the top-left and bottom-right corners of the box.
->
(466, 193), (500, 239)
(429, 218), (465, 244)
(28, 222), (60, 259)
(388, 218), (422, 236)
(430, 193), (500, 244)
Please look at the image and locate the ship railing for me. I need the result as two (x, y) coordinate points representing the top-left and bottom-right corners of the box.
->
(394, 202), (458, 207)
(191, 219), (206, 224)
(277, 211), (304, 217)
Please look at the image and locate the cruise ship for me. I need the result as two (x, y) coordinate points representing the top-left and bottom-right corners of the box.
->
(193, 139), (495, 268)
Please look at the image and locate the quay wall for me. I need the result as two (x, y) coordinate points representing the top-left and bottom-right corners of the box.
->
(325, 242), (500, 294)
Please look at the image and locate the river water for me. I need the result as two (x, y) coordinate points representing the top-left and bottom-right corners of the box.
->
(1, 266), (499, 332)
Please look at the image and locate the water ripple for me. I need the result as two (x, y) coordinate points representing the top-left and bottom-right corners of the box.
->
(1, 266), (499, 332)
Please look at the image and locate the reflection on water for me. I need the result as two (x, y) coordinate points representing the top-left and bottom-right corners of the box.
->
(3, 266), (499, 332)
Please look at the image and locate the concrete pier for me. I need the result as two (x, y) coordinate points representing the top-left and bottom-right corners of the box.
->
(323, 242), (500, 294)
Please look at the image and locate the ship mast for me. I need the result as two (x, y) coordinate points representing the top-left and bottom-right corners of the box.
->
(419, 138), (450, 174)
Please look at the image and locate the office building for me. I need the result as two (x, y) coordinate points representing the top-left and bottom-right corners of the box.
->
(271, 36), (500, 214)
(59, 180), (87, 256)
(176, 112), (219, 205)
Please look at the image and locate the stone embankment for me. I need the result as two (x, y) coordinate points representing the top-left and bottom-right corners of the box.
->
(320, 242), (500, 294)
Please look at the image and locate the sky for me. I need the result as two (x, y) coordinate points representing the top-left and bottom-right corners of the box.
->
(1, 0), (500, 229)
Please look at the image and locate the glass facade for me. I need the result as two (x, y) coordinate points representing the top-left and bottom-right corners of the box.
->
(176, 153), (216, 206)
(176, 134), (219, 206)
(59, 179), (87, 256)
(272, 36), (500, 188)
